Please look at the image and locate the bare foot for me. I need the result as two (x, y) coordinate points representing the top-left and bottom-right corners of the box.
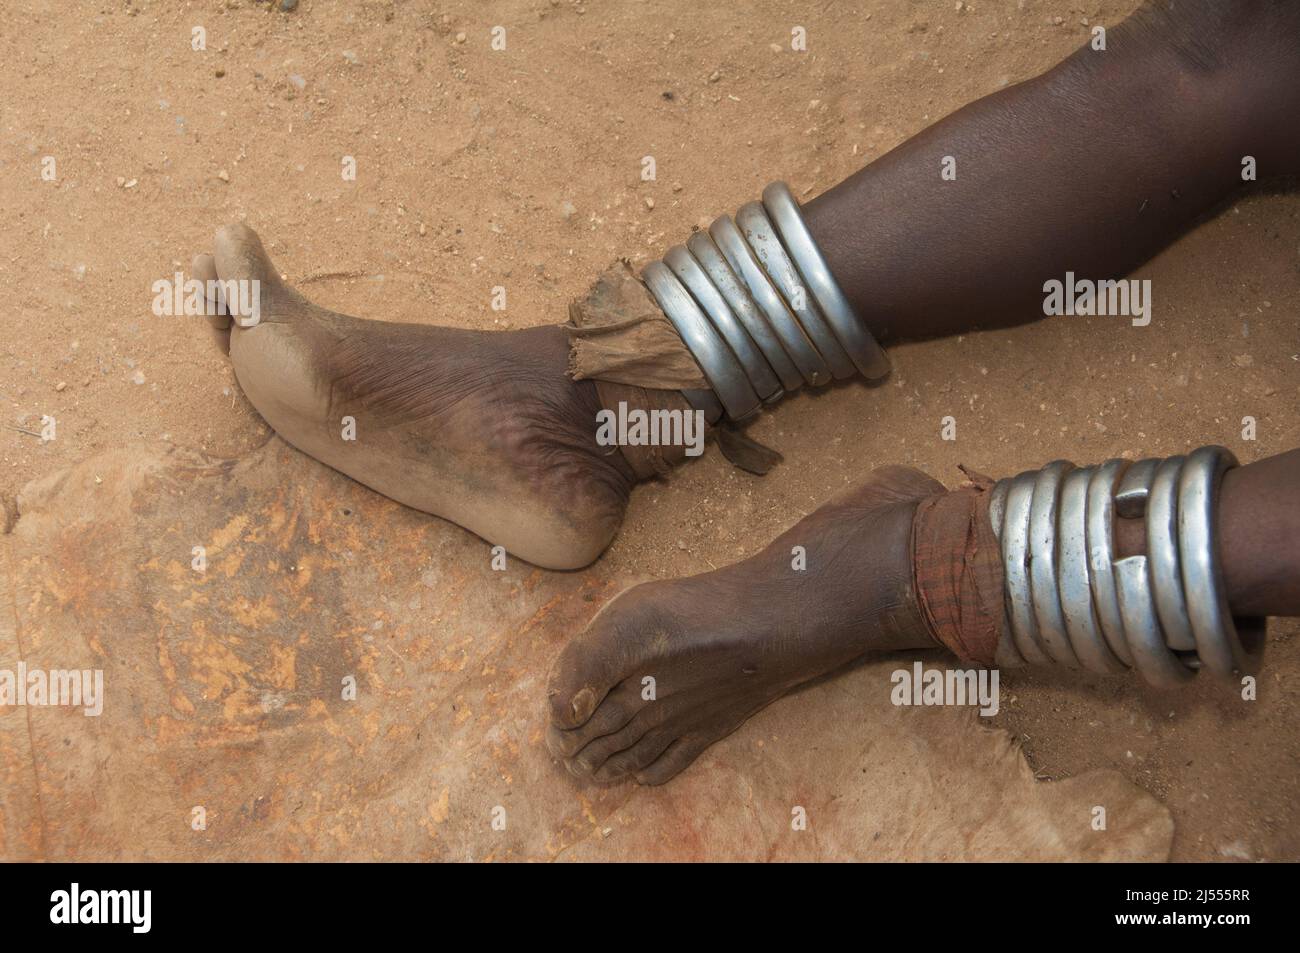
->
(545, 466), (943, 784)
(195, 223), (640, 570)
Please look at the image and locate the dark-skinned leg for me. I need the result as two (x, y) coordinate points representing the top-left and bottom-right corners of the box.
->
(547, 449), (1300, 784)
(197, 2), (1300, 569)
(805, 0), (1300, 340)
(1113, 449), (1300, 617)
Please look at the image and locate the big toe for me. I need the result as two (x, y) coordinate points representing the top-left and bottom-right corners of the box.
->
(214, 223), (279, 282)
(546, 591), (654, 730)
(213, 223), (292, 326)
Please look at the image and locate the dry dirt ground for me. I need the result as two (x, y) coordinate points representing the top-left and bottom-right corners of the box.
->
(1, 0), (1296, 860)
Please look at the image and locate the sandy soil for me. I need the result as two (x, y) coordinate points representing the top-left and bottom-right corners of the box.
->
(1, 0), (1296, 860)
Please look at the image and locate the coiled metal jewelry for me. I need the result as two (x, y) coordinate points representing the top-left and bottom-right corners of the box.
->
(988, 446), (1265, 688)
(640, 181), (890, 421)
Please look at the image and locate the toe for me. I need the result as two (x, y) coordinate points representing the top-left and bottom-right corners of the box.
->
(567, 715), (656, 779)
(546, 601), (642, 730)
(545, 679), (640, 758)
(214, 223), (280, 283)
(634, 735), (711, 786)
(592, 729), (675, 782)
(213, 223), (288, 327)
(192, 253), (231, 351)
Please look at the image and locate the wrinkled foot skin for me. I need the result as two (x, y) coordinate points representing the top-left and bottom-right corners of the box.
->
(194, 224), (638, 570)
(546, 466), (945, 785)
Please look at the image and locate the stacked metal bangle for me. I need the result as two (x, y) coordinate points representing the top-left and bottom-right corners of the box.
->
(987, 446), (1265, 688)
(640, 180), (890, 421)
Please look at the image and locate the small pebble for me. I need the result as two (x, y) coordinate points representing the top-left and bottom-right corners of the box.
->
(55, 381), (67, 392)
(644, 196), (655, 210)
(217, 169), (230, 182)
(132, 370), (146, 385)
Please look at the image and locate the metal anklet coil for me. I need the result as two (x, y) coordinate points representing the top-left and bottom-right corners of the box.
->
(987, 446), (1265, 688)
(640, 181), (890, 421)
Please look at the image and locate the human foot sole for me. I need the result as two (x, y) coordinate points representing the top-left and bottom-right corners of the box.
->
(196, 223), (637, 570)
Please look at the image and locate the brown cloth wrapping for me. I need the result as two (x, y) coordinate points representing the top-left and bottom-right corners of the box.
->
(567, 259), (708, 390)
(911, 478), (1005, 668)
(592, 379), (692, 480)
(567, 259), (784, 476)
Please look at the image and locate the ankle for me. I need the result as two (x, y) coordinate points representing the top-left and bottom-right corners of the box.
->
(589, 379), (704, 481)
(754, 487), (937, 657)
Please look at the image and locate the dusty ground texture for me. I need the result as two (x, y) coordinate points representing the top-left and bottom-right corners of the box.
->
(0, 441), (1174, 861)
(1, 0), (1296, 860)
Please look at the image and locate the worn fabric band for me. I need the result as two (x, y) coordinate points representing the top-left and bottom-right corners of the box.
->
(567, 260), (784, 474)
(911, 481), (1004, 668)
(567, 260), (707, 391)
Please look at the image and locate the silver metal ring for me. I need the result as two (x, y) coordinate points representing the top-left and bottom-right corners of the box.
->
(986, 478), (1024, 667)
(1146, 456), (1197, 651)
(988, 479), (1009, 541)
(734, 202), (857, 380)
(993, 446), (1263, 688)
(681, 388), (723, 425)
(761, 181), (890, 380)
(684, 231), (803, 395)
(1058, 466), (1127, 673)
(641, 261), (761, 421)
(1085, 459), (1135, 667)
(1115, 458), (1159, 519)
(1001, 470), (1051, 666)
(708, 215), (830, 387)
(1028, 461), (1081, 668)
(664, 245), (783, 404)
(1178, 446), (1258, 676)
(1114, 555), (1196, 689)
